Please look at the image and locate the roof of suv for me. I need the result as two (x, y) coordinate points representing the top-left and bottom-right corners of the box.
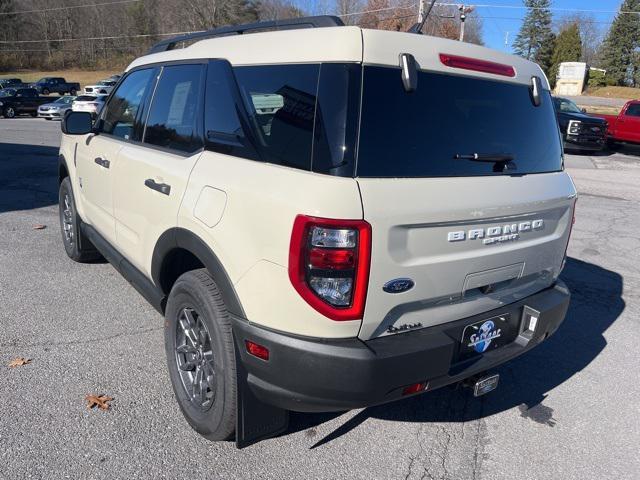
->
(127, 26), (548, 89)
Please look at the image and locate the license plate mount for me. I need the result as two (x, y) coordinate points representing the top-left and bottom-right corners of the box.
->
(459, 314), (511, 360)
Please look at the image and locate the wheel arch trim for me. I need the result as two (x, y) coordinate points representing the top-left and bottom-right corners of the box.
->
(152, 228), (245, 318)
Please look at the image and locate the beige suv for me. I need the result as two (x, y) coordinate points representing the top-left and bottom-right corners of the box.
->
(57, 16), (575, 448)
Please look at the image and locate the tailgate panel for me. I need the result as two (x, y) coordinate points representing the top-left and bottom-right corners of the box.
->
(357, 172), (576, 340)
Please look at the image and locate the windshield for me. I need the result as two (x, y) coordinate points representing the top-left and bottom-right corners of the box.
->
(356, 67), (563, 177)
(75, 95), (98, 102)
(0, 89), (16, 97)
(553, 97), (582, 114)
(35, 78), (50, 84)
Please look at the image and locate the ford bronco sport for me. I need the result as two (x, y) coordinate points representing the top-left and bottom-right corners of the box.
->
(57, 16), (575, 447)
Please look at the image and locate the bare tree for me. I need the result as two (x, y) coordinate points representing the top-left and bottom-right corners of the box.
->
(336, 0), (364, 26)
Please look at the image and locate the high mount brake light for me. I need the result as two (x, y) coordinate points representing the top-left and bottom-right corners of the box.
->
(288, 215), (371, 321)
(439, 53), (516, 78)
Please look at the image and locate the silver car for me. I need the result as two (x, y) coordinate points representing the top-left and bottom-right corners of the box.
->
(38, 95), (76, 120)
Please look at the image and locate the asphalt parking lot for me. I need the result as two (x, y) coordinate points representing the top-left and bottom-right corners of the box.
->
(1, 118), (639, 480)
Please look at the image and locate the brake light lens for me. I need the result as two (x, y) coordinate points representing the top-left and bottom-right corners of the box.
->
(289, 215), (371, 321)
(439, 53), (516, 77)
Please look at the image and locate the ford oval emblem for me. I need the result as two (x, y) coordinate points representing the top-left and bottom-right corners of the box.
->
(383, 278), (415, 294)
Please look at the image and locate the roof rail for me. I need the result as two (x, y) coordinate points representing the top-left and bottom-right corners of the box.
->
(147, 15), (345, 54)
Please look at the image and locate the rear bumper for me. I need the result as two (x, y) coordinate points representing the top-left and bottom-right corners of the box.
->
(232, 280), (570, 412)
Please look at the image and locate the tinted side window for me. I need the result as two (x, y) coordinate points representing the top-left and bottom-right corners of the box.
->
(234, 64), (319, 170)
(625, 104), (640, 117)
(102, 68), (156, 141)
(312, 63), (361, 176)
(204, 60), (257, 159)
(144, 64), (204, 153)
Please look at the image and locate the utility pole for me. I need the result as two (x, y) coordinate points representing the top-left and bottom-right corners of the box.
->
(418, 0), (426, 24)
(458, 4), (474, 42)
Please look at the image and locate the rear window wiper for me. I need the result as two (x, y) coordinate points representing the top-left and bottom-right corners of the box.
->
(454, 153), (514, 162)
(454, 153), (517, 172)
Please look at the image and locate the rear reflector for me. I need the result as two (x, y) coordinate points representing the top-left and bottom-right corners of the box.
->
(402, 382), (428, 396)
(245, 340), (269, 361)
(439, 53), (516, 78)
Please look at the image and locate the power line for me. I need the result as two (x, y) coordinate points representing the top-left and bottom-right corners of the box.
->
(0, 0), (141, 16)
(338, 3), (417, 18)
(0, 3), (622, 48)
(469, 3), (640, 15)
(0, 31), (197, 44)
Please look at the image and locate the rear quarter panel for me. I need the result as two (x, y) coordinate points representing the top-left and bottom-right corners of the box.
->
(178, 152), (365, 338)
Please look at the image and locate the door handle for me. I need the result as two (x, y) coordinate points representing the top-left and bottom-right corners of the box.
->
(144, 178), (171, 196)
(94, 157), (110, 168)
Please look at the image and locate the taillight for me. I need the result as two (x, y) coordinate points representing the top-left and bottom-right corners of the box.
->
(439, 53), (516, 77)
(288, 215), (371, 321)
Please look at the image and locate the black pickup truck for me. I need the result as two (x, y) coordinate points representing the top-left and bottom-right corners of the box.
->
(30, 77), (80, 96)
(0, 88), (51, 118)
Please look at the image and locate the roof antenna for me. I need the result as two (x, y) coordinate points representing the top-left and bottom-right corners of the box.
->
(408, 0), (438, 34)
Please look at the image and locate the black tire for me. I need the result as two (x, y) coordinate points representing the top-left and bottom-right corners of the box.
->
(70, 88), (77, 96)
(30, 111), (37, 117)
(3, 106), (16, 118)
(165, 269), (237, 441)
(58, 177), (101, 262)
(42, 88), (50, 95)
(45, 117), (52, 121)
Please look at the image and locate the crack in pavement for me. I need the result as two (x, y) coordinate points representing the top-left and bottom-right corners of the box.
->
(0, 325), (163, 349)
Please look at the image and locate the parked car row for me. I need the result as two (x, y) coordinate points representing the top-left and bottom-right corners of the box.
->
(0, 72), (120, 119)
(0, 87), (108, 119)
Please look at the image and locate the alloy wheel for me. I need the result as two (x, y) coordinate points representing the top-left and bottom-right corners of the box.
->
(61, 192), (74, 246)
(175, 307), (217, 411)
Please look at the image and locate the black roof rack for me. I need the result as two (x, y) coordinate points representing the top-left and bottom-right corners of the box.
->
(147, 15), (345, 54)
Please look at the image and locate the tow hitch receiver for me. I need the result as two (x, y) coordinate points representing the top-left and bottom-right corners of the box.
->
(467, 373), (500, 397)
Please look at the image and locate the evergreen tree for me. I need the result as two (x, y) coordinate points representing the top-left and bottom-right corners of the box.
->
(599, 0), (640, 86)
(549, 23), (582, 88)
(513, 0), (555, 75)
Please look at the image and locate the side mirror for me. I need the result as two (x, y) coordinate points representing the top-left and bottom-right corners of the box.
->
(62, 111), (93, 135)
(581, 108), (587, 113)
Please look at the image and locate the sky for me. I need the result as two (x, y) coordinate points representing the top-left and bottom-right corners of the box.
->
(472, 0), (625, 52)
(299, 0), (627, 54)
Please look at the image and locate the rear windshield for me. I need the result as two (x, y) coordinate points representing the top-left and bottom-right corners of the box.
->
(356, 66), (562, 177)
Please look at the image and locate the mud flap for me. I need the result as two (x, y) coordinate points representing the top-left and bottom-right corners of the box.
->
(235, 345), (289, 449)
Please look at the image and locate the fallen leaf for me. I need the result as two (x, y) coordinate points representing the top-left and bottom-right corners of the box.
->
(8, 357), (31, 368)
(86, 394), (114, 411)
(32, 224), (46, 230)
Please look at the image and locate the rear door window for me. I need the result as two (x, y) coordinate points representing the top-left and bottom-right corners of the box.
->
(356, 66), (563, 177)
(143, 64), (205, 154)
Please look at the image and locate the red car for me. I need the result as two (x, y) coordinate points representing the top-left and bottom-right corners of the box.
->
(594, 100), (640, 146)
